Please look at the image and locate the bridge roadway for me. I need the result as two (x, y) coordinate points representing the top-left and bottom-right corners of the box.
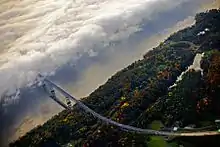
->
(39, 74), (220, 137)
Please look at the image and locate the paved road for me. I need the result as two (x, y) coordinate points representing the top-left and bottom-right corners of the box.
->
(180, 131), (220, 136)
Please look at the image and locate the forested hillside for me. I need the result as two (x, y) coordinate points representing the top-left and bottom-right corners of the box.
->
(10, 9), (220, 147)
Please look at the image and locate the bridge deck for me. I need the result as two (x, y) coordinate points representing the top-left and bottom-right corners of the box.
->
(39, 74), (220, 137)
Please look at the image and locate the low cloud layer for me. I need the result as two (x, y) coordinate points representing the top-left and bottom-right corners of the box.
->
(0, 0), (206, 101)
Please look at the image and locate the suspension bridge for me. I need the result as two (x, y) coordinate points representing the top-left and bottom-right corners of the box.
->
(38, 74), (220, 137)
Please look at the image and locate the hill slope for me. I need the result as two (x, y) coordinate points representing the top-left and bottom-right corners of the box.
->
(10, 9), (220, 147)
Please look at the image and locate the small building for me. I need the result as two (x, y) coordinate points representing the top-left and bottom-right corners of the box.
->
(184, 124), (196, 130)
(173, 127), (178, 132)
(215, 120), (220, 123)
(215, 120), (220, 128)
(204, 28), (210, 32)
(197, 31), (206, 36)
